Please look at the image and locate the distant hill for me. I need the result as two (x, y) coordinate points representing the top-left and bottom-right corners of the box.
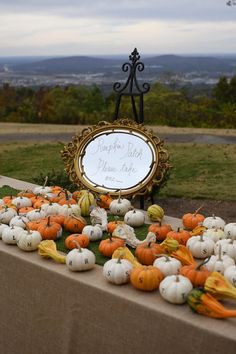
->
(11, 54), (236, 76)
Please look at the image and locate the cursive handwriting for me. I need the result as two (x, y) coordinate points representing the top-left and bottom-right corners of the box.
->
(120, 142), (143, 160)
(91, 137), (124, 155)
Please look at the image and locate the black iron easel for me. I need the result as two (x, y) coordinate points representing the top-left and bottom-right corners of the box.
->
(113, 48), (150, 123)
(113, 48), (151, 209)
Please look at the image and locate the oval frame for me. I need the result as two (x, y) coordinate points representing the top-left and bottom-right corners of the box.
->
(61, 119), (170, 197)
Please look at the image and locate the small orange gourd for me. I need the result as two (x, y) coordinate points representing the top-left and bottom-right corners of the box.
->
(166, 228), (191, 246)
(148, 223), (172, 241)
(65, 234), (90, 250)
(63, 215), (87, 233)
(98, 235), (125, 257)
(130, 265), (163, 291)
(182, 206), (205, 230)
(180, 258), (212, 287)
(135, 242), (163, 266)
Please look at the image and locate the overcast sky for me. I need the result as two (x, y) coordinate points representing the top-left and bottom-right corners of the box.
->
(0, 0), (236, 56)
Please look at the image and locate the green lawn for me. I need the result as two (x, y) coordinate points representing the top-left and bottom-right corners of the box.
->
(1, 142), (236, 201)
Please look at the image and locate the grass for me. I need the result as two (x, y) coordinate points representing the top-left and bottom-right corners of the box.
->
(1, 142), (236, 201)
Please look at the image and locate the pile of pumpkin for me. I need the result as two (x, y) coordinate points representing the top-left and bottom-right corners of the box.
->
(1, 182), (236, 319)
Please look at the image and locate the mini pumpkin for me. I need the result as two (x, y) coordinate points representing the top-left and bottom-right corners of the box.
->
(82, 225), (103, 242)
(65, 234), (90, 250)
(2, 225), (24, 244)
(103, 258), (133, 285)
(224, 265), (236, 287)
(153, 255), (181, 277)
(147, 204), (164, 222)
(63, 215), (87, 233)
(109, 191), (131, 216)
(130, 265), (163, 291)
(17, 229), (42, 251)
(66, 242), (96, 271)
(214, 239), (236, 261)
(148, 223), (172, 242)
(186, 234), (215, 259)
(0, 206), (17, 224)
(159, 275), (193, 304)
(166, 228), (191, 246)
(97, 193), (113, 209)
(99, 235), (125, 257)
(182, 206), (205, 230)
(135, 242), (163, 265)
(9, 215), (29, 229)
(224, 223), (236, 239)
(203, 215), (225, 230)
(124, 209), (145, 227)
(179, 258), (212, 287)
(202, 228), (226, 242)
(37, 217), (62, 240)
(106, 220), (125, 234)
(12, 196), (32, 209)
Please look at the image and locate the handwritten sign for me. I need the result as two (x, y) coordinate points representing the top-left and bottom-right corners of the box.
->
(81, 132), (154, 190)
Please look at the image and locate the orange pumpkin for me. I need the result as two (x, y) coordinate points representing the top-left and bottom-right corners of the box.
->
(65, 234), (90, 250)
(17, 190), (35, 198)
(97, 193), (113, 209)
(135, 242), (163, 265)
(33, 198), (49, 209)
(148, 223), (172, 241)
(107, 220), (125, 234)
(182, 206), (205, 230)
(2, 195), (16, 204)
(37, 216), (62, 240)
(49, 214), (65, 225)
(27, 219), (42, 231)
(98, 236), (125, 257)
(130, 265), (163, 291)
(18, 206), (34, 215)
(63, 215), (87, 233)
(166, 228), (190, 245)
(179, 259), (211, 287)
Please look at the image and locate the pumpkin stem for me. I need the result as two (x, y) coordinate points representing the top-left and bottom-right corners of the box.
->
(72, 240), (82, 252)
(155, 254), (170, 262)
(196, 257), (210, 271)
(194, 205), (204, 215)
(218, 244), (223, 262)
(43, 176), (48, 188)
(47, 216), (51, 226)
(118, 189), (121, 203)
(176, 275), (180, 282)
(117, 256), (122, 264)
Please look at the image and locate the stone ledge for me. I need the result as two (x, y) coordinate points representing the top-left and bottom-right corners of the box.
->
(0, 175), (39, 190)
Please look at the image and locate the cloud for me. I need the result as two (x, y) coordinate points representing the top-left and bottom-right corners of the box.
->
(0, 0), (235, 22)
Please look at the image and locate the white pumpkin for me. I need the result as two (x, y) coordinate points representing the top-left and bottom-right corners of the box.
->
(159, 275), (193, 304)
(109, 193), (131, 216)
(12, 196), (32, 209)
(0, 207), (17, 224)
(66, 246), (96, 271)
(153, 256), (181, 277)
(224, 265), (236, 287)
(124, 209), (145, 227)
(9, 215), (29, 229)
(103, 258), (133, 284)
(0, 199), (4, 206)
(33, 185), (52, 196)
(41, 202), (60, 216)
(205, 247), (235, 274)
(2, 226), (24, 244)
(186, 234), (215, 258)
(203, 215), (225, 230)
(59, 204), (81, 217)
(214, 239), (236, 261)
(16, 229), (42, 251)
(0, 223), (9, 239)
(224, 223), (236, 239)
(26, 208), (46, 221)
(82, 225), (103, 241)
(202, 228), (226, 243)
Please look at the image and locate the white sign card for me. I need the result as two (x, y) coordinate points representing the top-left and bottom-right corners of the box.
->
(80, 132), (154, 190)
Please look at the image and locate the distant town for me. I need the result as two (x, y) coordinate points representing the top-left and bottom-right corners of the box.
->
(0, 54), (236, 90)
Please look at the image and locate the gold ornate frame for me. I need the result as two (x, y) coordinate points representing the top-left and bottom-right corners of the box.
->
(61, 119), (170, 197)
